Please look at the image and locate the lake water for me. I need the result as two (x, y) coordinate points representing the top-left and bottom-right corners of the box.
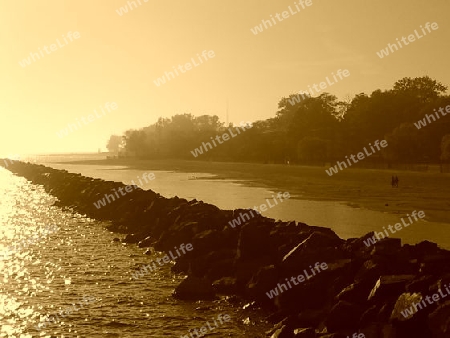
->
(46, 162), (450, 250)
(0, 168), (269, 337)
(3, 156), (449, 336)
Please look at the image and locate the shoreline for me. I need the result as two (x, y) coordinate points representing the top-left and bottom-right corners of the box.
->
(3, 160), (450, 336)
(57, 158), (450, 224)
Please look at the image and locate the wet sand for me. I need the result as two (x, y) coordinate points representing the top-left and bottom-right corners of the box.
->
(60, 158), (450, 224)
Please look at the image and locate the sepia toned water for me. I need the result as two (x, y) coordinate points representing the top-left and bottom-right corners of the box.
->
(0, 168), (269, 337)
(46, 162), (450, 250)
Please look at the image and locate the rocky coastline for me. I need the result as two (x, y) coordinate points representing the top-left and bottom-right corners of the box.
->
(2, 160), (450, 338)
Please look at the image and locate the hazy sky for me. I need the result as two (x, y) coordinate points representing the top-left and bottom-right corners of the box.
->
(1, 0), (449, 155)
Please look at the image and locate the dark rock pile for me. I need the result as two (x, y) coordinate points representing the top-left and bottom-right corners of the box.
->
(3, 160), (450, 338)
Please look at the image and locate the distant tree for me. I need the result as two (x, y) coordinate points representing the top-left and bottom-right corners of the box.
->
(297, 137), (328, 162)
(109, 76), (449, 165)
(384, 123), (421, 162)
(393, 76), (447, 104)
(106, 135), (123, 153)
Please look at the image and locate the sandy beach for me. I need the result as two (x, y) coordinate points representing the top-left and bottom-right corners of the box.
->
(63, 158), (450, 225)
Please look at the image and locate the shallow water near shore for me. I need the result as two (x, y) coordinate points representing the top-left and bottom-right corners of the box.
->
(0, 168), (269, 337)
(46, 162), (450, 250)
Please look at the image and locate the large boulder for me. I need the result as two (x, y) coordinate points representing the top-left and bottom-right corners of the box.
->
(212, 277), (238, 295)
(428, 300), (450, 337)
(172, 275), (215, 300)
(281, 231), (344, 273)
(293, 328), (315, 337)
(325, 300), (362, 332)
(368, 275), (416, 302)
(336, 280), (375, 305)
(246, 265), (279, 304)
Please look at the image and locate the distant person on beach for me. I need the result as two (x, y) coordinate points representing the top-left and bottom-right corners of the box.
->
(391, 176), (395, 188)
(395, 175), (399, 187)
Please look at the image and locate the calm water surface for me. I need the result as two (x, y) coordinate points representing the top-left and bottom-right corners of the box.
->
(46, 162), (450, 250)
(0, 168), (269, 337)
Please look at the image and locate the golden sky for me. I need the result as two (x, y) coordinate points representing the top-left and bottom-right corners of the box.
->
(1, 0), (449, 155)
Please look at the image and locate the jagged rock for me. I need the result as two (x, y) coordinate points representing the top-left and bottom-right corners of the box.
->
(390, 292), (435, 337)
(266, 317), (298, 338)
(355, 260), (387, 285)
(191, 229), (228, 256)
(406, 275), (435, 293)
(361, 324), (384, 338)
(296, 309), (326, 328)
(266, 318), (287, 336)
(205, 258), (235, 281)
(336, 280), (375, 304)
(236, 221), (276, 261)
(368, 275), (415, 302)
(325, 300), (362, 332)
(270, 325), (293, 338)
(420, 254), (450, 275)
(172, 275), (216, 300)
(428, 300), (450, 337)
(293, 327), (315, 337)
(171, 256), (190, 273)
(371, 238), (402, 256)
(407, 241), (440, 260)
(4, 160), (450, 337)
(341, 232), (375, 260)
(122, 232), (148, 244)
(246, 265), (279, 302)
(277, 259), (352, 313)
(183, 249), (235, 278)
(154, 221), (198, 252)
(235, 256), (273, 292)
(281, 231), (345, 272)
(138, 236), (154, 248)
(390, 292), (423, 321)
(212, 277), (237, 294)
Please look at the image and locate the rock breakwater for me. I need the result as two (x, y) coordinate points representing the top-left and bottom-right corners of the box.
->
(2, 160), (450, 338)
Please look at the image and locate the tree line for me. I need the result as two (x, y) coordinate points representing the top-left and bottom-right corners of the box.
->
(107, 76), (450, 166)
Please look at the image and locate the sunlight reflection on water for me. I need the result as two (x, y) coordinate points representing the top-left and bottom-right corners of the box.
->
(0, 168), (268, 337)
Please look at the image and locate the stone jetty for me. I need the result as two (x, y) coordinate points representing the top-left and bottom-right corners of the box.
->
(2, 160), (450, 338)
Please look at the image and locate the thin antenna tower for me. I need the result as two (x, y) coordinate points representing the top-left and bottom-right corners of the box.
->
(226, 99), (229, 126)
